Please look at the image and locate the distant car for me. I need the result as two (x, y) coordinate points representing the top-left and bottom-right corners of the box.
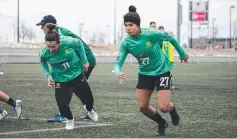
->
(215, 44), (222, 49)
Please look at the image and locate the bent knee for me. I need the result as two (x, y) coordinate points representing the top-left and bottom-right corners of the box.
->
(137, 105), (149, 113)
(159, 104), (170, 113)
(0, 91), (4, 97)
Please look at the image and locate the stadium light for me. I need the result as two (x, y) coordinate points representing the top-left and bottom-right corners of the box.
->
(17, 0), (19, 43)
(114, 0), (117, 44)
(229, 5), (235, 49)
(177, 0), (182, 44)
(212, 18), (216, 46)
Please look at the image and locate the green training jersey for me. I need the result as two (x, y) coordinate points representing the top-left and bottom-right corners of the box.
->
(39, 37), (89, 82)
(114, 28), (187, 76)
(56, 26), (96, 66)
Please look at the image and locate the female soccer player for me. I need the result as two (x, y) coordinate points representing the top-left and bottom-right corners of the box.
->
(39, 24), (98, 130)
(0, 91), (23, 120)
(36, 15), (96, 122)
(115, 5), (189, 136)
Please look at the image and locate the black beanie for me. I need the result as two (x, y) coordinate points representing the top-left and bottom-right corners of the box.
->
(124, 5), (141, 26)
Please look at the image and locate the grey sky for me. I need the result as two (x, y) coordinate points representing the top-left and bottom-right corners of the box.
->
(0, 0), (237, 44)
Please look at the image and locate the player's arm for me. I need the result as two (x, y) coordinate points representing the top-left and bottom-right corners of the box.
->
(114, 42), (128, 77)
(71, 39), (89, 65)
(39, 54), (51, 78)
(39, 46), (54, 86)
(155, 31), (188, 62)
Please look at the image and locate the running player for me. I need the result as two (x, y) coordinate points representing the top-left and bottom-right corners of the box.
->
(115, 5), (189, 136)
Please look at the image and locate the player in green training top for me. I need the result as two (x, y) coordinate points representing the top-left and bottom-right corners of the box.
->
(36, 15), (96, 122)
(39, 24), (98, 130)
(115, 5), (189, 137)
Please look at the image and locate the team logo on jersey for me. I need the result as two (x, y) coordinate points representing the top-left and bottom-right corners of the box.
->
(146, 41), (151, 48)
(55, 83), (61, 88)
(65, 49), (70, 55)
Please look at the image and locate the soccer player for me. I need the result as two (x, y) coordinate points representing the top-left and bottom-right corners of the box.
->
(39, 24), (98, 130)
(115, 5), (189, 136)
(0, 91), (23, 120)
(36, 15), (96, 122)
(158, 26), (177, 89)
(149, 21), (157, 29)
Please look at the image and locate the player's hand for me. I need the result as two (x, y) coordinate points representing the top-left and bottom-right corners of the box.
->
(83, 64), (90, 72)
(181, 55), (189, 63)
(118, 72), (126, 84)
(48, 77), (54, 87)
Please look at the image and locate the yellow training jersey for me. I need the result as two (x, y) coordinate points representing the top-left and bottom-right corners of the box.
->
(162, 41), (175, 63)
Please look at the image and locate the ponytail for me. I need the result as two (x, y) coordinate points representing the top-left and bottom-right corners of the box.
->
(45, 23), (59, 42)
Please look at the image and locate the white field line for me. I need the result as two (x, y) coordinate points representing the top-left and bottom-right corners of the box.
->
(6, 116), (113, 125)
(0, 123), (113, 135)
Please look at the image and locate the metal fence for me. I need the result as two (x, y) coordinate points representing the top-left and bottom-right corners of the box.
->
(0, 55), (237, 64)
(0, 48), (237, 64)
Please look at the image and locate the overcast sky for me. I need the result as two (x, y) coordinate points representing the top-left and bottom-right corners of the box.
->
(0, 0), (237, 44)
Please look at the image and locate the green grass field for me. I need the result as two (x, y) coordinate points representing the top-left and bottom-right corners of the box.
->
(0, 63), (237, 138)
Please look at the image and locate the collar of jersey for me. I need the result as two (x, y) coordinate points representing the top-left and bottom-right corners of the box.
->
(130, 28), (143, 39)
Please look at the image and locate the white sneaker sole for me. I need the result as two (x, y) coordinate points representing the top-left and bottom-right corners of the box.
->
(15, 100), (23, 119)
(0, 113), (8, 120)
(65, 127), (74, 130)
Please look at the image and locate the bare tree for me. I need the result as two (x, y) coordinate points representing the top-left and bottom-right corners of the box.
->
(97, 32), (105, 44)
(89, 33), (96, 44)
(19, 22), (29, 43)
(213, 27), (219, 38)
(11, 17), (16, 43)
(27, 28), (36, 43)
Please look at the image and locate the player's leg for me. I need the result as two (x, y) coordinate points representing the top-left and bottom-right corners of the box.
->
(48, 86), (74, 123)
(54, 82), (74, 130)
(80, 66), (95, 120)
(136, 74), (167, 136)
(0, 107), (8, 120)
(155, 71), (180, 135)
(71, 72), (98, 121)
(47, 87), (73, 123)
(0, 91), (23, 119)
(136, 89), (167, 122)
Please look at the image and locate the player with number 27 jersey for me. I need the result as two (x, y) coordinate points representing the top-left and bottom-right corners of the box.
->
(115, 5), (189, 136)
(115, 28), (186, 77)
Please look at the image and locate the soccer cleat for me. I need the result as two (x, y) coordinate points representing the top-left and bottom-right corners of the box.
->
(170, 107), (180, 126)
(80, 105), (92, 120)
(87, 109), (98, 122)
(0, 109), (8, 120)
(47, 113), (67, 123)
(170, 112), (180, 126)
(80, 114), (92, 120)
(157, 120), (168, 137)
(65, 118), (74, 130)
(14, 100), (23, 119)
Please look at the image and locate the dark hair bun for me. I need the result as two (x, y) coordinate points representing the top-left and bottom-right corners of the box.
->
(129, 5), (136, 12)
(46, 23), (56, 31)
